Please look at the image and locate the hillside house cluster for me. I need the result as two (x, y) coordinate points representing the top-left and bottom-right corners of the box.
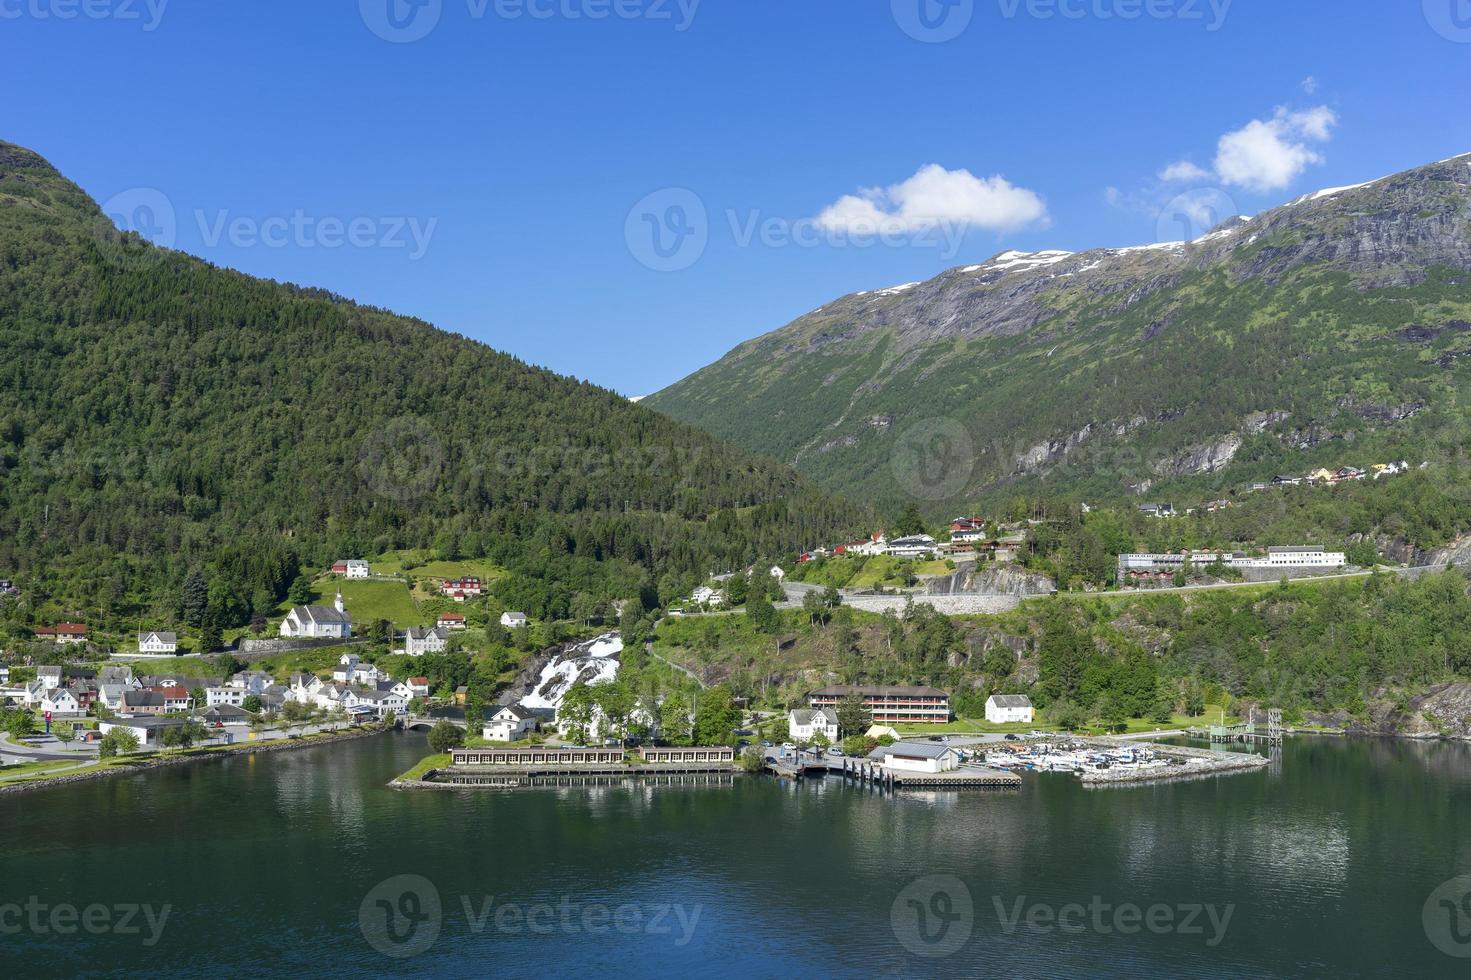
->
(287, 654), (412, 721)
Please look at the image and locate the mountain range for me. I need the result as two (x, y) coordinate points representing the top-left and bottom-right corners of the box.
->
(645, 153), (1471, 513)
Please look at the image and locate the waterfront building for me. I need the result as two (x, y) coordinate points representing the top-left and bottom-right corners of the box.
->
(806, 685), (951, 724)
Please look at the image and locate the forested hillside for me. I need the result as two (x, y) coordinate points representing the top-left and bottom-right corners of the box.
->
(0, 142), (859, 633)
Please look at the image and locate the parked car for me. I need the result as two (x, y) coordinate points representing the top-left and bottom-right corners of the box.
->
(927, 735), (944, 742)
(780, 742), (795, 752)
(760, 740), (772, 748)
(1003, 734), (1020, 741)
(826, 747), (844, 757)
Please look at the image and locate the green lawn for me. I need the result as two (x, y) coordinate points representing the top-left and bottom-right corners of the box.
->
(395, 752), (451, 781)
(370, 550), (505, 583)
(311, 579), (422, 629)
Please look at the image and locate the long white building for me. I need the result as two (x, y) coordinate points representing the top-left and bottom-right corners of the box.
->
(1118, 546), (1347, 577)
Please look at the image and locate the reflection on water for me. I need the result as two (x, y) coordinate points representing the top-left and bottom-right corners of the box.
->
(1, 732), (1468, 977)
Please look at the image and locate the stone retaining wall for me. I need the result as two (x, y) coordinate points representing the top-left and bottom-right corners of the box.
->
(843, 594), (1019, 616)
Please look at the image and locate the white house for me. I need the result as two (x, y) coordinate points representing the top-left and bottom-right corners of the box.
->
(137, 631), (178, 655)
(206, 686), (247, 707)
(436, 613), (467, 631)
(333, 655), (386, 686)
(985, 694), (1034, 724)
(887, 535), (938, 559)
(867, 742), (961, 774)
(483, 702), (538, 742)
(228, 670), (274, 694)
(405, 626), (449, 656)
(279, 593), (353, 639)
(343, 687), (407, 719)
(342, 559), (370, 579)
(788, 707), (839, 743)
(40, 688), (82, 717)
(500, 611), (529, 629)
(691, 586), (724, 607)
(769, 565), (787, 581)
(407, 676), (431, 698)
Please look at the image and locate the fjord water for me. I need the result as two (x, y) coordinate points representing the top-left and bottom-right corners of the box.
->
(1, 734), (1466, 977)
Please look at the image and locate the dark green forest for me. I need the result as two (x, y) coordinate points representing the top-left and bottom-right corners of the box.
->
(0, 142), (862, 634)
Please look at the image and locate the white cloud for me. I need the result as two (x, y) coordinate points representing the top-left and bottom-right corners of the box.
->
(1214, 106), (1338, 193)
(815, 164), (1048, 235)
(1301, 75), (1319, 94)
(1159, 160), (1211, 182)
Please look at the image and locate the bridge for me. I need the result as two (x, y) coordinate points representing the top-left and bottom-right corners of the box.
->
(1189, 709), (1284, 744)
(402, 714), (470, 732)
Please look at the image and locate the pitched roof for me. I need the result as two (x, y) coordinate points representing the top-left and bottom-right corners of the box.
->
(868, 742), (957, 760)
(987, 694), (1033, 708)
(290, 604), (351, 625)
(138, 631), (178, 644)
(789, 708), (837, 727)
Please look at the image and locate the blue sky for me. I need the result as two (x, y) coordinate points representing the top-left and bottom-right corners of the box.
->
(5, 1), (1470, 395)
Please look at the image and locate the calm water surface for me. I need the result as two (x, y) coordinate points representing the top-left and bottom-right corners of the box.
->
(2, 733), (1468, 977)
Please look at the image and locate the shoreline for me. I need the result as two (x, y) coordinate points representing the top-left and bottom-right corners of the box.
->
(0, 725), (388, 796)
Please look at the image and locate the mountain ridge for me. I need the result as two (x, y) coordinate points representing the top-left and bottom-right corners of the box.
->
(0, 141), (860, 629)
(645, 151), (1471, 512)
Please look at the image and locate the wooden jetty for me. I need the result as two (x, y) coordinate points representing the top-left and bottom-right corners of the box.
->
(763, 753), (1020, 790)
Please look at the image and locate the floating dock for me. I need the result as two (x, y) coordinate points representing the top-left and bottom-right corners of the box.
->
(762, 754), (1020, 789)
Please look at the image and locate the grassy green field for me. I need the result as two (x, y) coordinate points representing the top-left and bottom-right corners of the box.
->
(370, 550), (505, 582)
(310, 579), (422, 629)
(395, 752), (451, 781)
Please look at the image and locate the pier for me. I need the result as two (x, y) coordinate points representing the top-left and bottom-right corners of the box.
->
(761, 751), (1020, 790)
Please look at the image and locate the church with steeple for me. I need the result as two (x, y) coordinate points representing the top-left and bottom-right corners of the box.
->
(279, 590), (354, 639)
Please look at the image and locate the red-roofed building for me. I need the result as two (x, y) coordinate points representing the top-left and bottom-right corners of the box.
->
(437, 612), (467, 630)
(152, 686), (192, 712)
(35, 623), (88, 645)
(408, 677), (431, 697)
(440, 577), (483, 600)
